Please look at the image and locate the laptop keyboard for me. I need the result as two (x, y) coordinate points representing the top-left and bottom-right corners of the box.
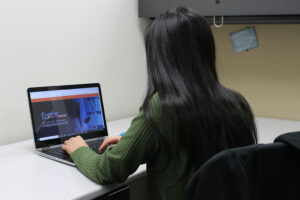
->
(42, 148), (72, 162)
(42, 138), (105, 162)
(88, 138), (105, 153)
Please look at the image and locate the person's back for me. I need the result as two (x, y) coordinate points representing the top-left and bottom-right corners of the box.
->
(142, 8), (257, 199)
(62, 7), (257, 200)
(143, 92), (256, 200)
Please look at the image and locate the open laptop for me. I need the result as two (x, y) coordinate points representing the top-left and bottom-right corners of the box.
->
(27, 83), (108, 166)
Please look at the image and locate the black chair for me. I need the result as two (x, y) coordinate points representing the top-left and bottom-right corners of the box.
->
(185, 131), (300, 200)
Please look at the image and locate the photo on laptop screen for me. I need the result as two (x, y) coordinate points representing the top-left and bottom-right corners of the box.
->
(29, 87), (105, 142)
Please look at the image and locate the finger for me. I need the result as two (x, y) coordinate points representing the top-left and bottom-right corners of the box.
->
(69, 137), (77, 143)
(99, 137), (119, 153)
(98, 137), (109, 153)
(99, 137), (110, 153)
(61, 144), (66, 151)
(77, 136), (85, 142)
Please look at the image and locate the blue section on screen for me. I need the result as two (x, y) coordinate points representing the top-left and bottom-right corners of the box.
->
(32, 96), (105, 141)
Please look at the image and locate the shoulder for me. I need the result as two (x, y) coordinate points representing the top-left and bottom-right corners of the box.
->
(149, 93), (161, 112)
(131, 93), (162, 126)
(220, 87), (252, 113)
(144, 93), (173, 123)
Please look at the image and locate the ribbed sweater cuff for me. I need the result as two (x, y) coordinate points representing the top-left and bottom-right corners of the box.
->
(70, 146), (96, 162)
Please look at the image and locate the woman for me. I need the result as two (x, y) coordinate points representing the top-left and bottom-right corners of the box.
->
(62, 7), (257, 200)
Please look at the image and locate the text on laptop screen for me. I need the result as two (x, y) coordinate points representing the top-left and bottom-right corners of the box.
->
(30, 87), (105, 141)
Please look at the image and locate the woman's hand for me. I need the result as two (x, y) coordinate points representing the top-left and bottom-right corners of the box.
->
(62, 136), (89, 155)
(99, 136), (122, 153)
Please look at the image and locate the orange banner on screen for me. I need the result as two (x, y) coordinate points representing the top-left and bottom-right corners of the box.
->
(31, 93), (99, 103)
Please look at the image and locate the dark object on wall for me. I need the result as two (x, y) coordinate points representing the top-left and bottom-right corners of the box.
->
(185, 131), (300, 200)
(139, 0), (300, 24)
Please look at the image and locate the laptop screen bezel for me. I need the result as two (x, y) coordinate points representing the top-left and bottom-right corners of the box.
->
(27, 83), (108, 149)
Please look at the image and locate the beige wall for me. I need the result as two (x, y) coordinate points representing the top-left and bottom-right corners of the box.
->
(212, 24), (300, 121)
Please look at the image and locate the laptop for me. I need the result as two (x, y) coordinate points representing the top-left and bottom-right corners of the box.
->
(27, 83), (108, 166)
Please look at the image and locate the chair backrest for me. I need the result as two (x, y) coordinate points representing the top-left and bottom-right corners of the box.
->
(185, 131), (300, 200)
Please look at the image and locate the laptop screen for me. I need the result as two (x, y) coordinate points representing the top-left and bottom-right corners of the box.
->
(28, 84), (107, 147)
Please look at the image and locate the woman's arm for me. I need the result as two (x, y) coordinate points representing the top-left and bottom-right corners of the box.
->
(66, 109), (159, 184)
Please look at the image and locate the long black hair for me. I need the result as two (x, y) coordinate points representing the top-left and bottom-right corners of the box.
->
(143, 7), (257, 180)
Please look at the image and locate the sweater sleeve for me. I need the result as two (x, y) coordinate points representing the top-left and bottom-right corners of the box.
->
(70, 97), (161, 184)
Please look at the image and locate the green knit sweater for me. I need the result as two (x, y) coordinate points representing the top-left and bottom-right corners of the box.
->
(70, 94), (194, 200)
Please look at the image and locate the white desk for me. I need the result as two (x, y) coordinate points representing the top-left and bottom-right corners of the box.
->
(0, 117), (143, 200)
(0, 117), (299, 200)
(256, 117), (300, 143)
